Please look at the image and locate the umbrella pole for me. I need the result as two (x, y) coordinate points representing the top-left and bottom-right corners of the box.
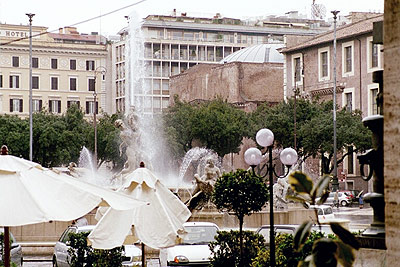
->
(141, 242), (145, 267)
(4, 226), (10, 267)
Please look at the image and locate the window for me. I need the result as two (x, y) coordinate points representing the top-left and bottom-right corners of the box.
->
(67, 100), (80, 109)
(291, 53), (302, 85)
(51, 58), (58, 69)
(321, 52), (328, 77)
(49, 100), (61, 113)
(12, 56), (19, 67)
(347, 146), (354, 175)
(345, 92), (352, 111)
(10, 75), (20, 88)
(70, 77), (77, 91)
(88, 78), (95, 91)
(86, 101), (98, 114)
(367, 37), (383, 71)
(342, 88), (354, 111)
(10, 99), (23, 112)
(342, 41), (354, 76)
(86, 60), (95, 71)
(368, 84), (379, 116)
(32, 99), (42, 112)
(0, 75), (2, 88)
(51, 77), (58, 90)
(32, 76), (39, 89)
(32, 57), (39, 68)
(318, 47), (330, 81)
(70, 59), (76, 70)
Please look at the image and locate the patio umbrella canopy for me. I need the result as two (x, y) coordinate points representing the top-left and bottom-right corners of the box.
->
(0, 154), (147, 226)
(88, 167), (191, 250)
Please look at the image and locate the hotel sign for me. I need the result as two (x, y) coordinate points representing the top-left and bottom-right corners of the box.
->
(0, 30), (41, 38)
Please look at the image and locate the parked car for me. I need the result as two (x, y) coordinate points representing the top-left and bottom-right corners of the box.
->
(316, 192), (351, 207)
(0, 228), (23, 267)
(256, 225), (298, 246)
(309, 205), (335, 222)
(160, 222), (219, 266)
(53, 225), (141, 267)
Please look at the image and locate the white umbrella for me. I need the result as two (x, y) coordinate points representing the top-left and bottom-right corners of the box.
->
(88, 167), (191, 250)
(0, 153), (146, 267)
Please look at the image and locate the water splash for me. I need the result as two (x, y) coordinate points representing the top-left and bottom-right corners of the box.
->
(175, 147), (221, 192)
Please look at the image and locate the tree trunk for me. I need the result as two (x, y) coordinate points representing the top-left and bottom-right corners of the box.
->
(239, 215), (244, 267)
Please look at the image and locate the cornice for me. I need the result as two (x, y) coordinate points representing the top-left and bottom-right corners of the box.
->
(0, 45), (107, 56)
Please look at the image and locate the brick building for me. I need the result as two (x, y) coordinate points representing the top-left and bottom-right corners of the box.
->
(280, 13), (384, 192)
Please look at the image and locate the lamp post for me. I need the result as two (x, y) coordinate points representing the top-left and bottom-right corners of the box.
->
(244, 129), (298, 267)
(93, 66), (106, 167)
(26, 13), (35, 161)
(331, 10), (340, 192)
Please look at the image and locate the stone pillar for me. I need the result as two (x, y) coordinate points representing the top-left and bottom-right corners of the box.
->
(384, 0), (400, 264)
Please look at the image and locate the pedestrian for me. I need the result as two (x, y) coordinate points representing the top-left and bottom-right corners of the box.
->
(359, 194), (364, 209)
(334, 190), (339, 208)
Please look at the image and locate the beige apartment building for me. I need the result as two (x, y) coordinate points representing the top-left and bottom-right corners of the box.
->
(280, 13), (384, 191)
(110, 12), (329, 114)
(0, 24), (108, 118)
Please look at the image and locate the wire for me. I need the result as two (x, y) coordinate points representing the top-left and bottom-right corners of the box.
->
(0, 0), (147, 46)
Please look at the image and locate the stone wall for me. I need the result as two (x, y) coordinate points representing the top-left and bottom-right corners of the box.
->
(169, 61), (283, 109)
(384, 0), (400, 264)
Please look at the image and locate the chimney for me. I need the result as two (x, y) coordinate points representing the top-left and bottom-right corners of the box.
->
(172, 9), (177, 16)
(58, 28), (63, 34)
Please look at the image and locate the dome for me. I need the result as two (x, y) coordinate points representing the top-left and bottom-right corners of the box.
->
(220, 43), (284, 64)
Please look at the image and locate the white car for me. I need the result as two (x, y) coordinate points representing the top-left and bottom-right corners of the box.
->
(316, 192), (351, 207)
(0, 228), (23, 267)
(53, 225), (141, 267)
(160, 222), (219, 266)
(309, 205), (335, 222)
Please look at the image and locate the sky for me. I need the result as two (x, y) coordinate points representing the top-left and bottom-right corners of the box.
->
(0, 0), (384, 36)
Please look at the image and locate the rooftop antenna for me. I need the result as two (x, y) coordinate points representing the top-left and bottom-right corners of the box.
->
(311, 0), (327, 20)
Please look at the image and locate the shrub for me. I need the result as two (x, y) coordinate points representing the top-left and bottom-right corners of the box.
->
(209, 230), (265, 267)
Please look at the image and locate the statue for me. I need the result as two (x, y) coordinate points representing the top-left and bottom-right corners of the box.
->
(186, 157), (221, 211)
(273, 177), (290, 210)
(113, 114), (140, 179)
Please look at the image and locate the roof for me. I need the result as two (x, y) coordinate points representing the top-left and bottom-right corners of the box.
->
(183, 222), (219, 228)
(221, 43), (284, 64)
(142, 20), (324, 36)
(48, 33), (101, 43)
(280, 14), (383, 53)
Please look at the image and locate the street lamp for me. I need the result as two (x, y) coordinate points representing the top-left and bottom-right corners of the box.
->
(26, 13), (35, 161)
(331, 10), (340, 192)
(244, 129), (298, 267)
(93, 66), (106, 167)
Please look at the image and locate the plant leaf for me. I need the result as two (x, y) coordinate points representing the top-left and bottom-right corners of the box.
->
(316, 190), (330, 205)
(310, 175), (330, 201)
(293, 221), (313, 251)
(289, 171), (313, 195)
(335, 240), (355, 267)
(330, 222), (360, 250)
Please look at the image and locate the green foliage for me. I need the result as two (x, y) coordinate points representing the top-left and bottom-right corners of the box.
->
(288, 171), (360, 267)
(67, 232), (124, 267)
(250, 99), (371, 175)
(163, 98), (249, 159)
(252, 231), (331, 267)
(212, 169), (269, 224)
(209, 230), (265, 267)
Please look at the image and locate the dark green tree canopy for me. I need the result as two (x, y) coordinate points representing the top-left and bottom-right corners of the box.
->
(163, 97), (249, 159)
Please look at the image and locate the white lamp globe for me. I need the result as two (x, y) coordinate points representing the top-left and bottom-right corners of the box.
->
(244, 147), (262, 166)
(280, 147), (298, 166)
(256, 129), (274, 147)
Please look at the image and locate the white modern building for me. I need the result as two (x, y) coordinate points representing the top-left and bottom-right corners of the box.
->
(110, 12), (330, 114)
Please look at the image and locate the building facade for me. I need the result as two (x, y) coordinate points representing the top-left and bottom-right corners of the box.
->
(280, 13), (384, 191)
(110, 12), (329, 114)
(0, 24), (108, 118)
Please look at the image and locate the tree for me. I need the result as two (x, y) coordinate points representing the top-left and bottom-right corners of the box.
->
(249, 99), (371, 175)
(212, 169), (269, 266)
(163, 97), (249, 159)
(88, 113), (124, 169)
(0, 114), (29, 158)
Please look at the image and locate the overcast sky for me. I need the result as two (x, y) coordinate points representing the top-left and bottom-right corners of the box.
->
(0, 0), (384, 36)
